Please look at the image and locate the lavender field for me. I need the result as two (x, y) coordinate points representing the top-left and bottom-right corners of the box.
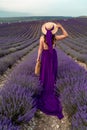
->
(0, 17), (87, 130)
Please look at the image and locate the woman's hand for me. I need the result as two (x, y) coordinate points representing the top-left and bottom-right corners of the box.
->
(56, 23), (63, 28)
(36, 57), (40, 62)
(55, 22), (69, 40)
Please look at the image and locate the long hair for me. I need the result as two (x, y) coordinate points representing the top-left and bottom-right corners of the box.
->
(43, 34), (56, 45)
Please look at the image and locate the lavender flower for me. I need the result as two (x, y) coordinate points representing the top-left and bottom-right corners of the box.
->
(0, 83), (37, 128)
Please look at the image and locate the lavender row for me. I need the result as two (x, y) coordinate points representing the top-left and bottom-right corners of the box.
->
(63, 37), (87, 52)
(55, 18), (87, 63)
(0, 37), (39, 58)
(56, 47), (87, 130)
(0, 21), (42, 75)
(0, 21), (41, 45)
(57, 41), (82, 59)
(57, 41), (87, 63)
(0, 40), (39, 76)
(61, 18), (87, 37)
(0, 44), (87, 129)
(1, 18), (87, 64)
(0, 47), (42, 129)
(0, 22), (41, 57)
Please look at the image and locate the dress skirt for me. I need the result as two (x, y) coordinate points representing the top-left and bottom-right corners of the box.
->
(37, 48), (64, 119)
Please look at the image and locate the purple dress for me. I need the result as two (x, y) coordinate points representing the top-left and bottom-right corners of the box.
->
(37, 26), (64, 120)
(37, 48), (64, 120)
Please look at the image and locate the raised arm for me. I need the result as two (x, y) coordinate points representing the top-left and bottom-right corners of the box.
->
(36, 36), (43, 62)
(55, 23), (69, 40)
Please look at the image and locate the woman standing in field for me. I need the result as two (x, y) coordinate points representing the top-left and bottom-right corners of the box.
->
(36, 22), (69, 120)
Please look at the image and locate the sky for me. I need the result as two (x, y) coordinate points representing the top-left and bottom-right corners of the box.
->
(0, 0), (87, 17)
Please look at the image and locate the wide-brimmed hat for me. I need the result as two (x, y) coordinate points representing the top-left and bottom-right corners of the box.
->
(42, 22), (58, 35)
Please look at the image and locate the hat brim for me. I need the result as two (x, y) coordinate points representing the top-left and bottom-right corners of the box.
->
(41, 22), (58, 35)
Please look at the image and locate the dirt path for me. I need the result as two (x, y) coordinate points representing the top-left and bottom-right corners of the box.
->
(28, 109), (71, 130)
(75, 59), (87, 70)
(68, 55), (87, 70)
(0, 59), (22, 88)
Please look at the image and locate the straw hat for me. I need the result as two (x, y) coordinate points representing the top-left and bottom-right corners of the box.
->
(42, 22), (58, 35)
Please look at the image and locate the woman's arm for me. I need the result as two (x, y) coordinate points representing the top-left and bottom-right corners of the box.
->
(55, 23), (69, 40)
(36, 36), (43, 62)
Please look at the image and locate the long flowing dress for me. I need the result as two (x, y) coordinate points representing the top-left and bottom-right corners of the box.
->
(37, 47), (64, 120)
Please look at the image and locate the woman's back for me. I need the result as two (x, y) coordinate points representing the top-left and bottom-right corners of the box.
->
(41, 35), (56, 50)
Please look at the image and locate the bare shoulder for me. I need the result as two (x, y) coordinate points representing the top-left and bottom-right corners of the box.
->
(39, 35), (44, 43)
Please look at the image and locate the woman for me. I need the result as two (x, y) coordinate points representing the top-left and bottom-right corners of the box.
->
(36, 22), (68, 120)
